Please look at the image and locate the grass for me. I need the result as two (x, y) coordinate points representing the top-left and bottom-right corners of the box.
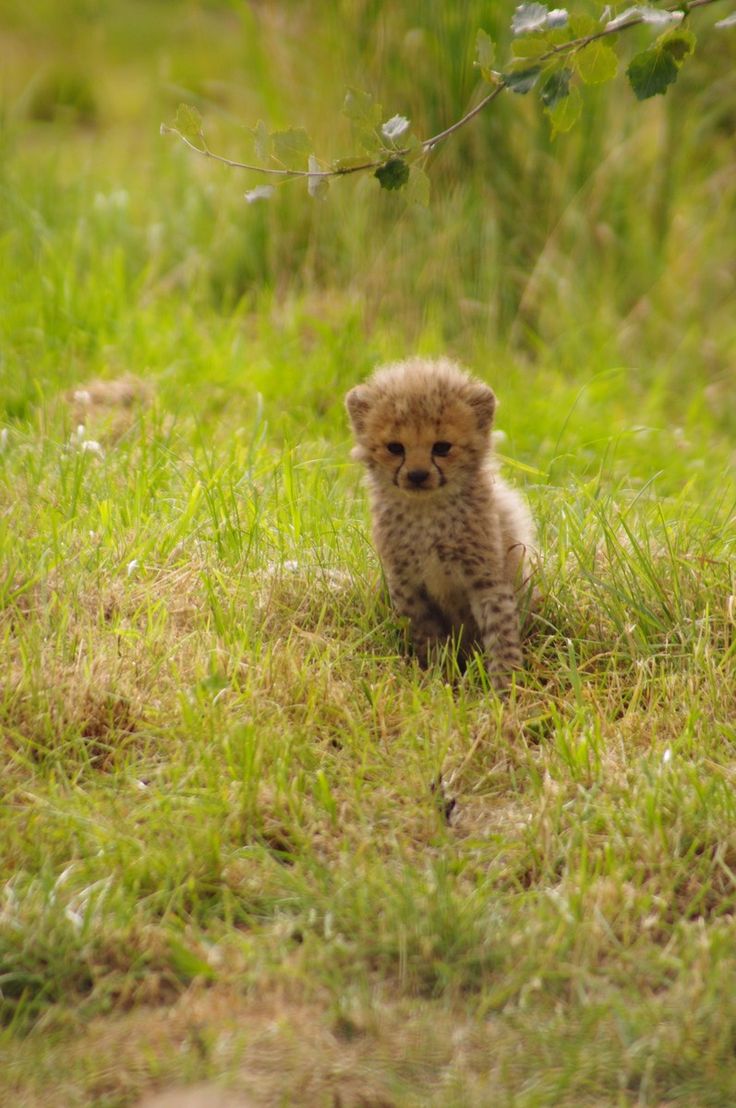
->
(1, 1), (736, 1105)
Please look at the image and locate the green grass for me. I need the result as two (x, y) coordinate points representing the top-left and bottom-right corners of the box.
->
(1, 1), (736, 1105)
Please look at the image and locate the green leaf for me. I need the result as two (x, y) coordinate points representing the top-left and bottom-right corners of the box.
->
(544, 26), (572, 46)
(569, 13), (598, 36)
(573, 40), (618, 85)
(540, 67), (571, 107)
(342, 87), (382, 127)
(252, 119), (271, 162)
(169, 939), (216, 983)
(657, 27), (696, 64)
(503, 66), (542, 94)
(342, 87), (384, 152)
(375, 157), (410, 191)
(627, 47), (678, 100)
(512, 34), (552, 58)
(475, 28), (496, 81)
(545, 83), (582, 135)
(196, 672), (229, 695)
(406, 165), (430, 207)
(174, 103), (203, 143)
(271, 128), (311, 171)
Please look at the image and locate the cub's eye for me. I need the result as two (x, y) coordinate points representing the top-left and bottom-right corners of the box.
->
(386, 442), (405, 456)
(432, 441), (452, 457)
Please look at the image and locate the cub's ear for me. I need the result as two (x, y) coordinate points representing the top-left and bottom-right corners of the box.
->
(466, 382), (496, 432)
(345, 385), (372, 434)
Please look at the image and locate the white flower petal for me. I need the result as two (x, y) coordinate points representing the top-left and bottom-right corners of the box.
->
(81, 440), (104, 457)
(605, 5), (682, 30)
(512, 3), (549, 34)
(244, 185), (276, 204)
(381, 114), (411, 141)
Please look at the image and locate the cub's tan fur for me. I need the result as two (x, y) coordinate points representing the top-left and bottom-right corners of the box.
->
(346, 357), (535, 689)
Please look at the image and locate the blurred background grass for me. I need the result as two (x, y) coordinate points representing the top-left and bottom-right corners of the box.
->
(1, 0), (734, 434)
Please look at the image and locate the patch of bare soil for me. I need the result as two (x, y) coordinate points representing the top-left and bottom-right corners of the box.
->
(67, 373), (152, 442)
(138, 1086), (256, 1108)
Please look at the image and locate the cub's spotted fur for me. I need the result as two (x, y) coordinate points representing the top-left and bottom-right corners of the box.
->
(346, 357), (535, 690)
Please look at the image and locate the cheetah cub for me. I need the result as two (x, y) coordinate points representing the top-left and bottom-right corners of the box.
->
(346, 357), (535, 690)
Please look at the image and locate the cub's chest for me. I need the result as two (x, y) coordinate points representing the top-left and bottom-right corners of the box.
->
(381, 514), (467, 596)
(421, 548), (466, 609)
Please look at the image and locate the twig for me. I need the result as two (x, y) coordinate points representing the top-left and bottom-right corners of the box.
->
(422, 84), (506, 151)
(158, 126), (397, 178)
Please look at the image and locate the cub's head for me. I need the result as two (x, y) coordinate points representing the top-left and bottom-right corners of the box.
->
(345, 357), (496, 496)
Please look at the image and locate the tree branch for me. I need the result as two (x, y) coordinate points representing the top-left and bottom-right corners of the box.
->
(161, 0), (729, 186)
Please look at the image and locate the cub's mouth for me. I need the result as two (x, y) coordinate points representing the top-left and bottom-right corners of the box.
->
(397, 479), (445, 494)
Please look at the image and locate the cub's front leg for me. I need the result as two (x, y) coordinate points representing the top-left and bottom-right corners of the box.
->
(468, 580), (524, 691)
(386, 577), (449, 668)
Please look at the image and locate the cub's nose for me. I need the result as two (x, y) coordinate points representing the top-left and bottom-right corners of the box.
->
(407, 468), (430, 487)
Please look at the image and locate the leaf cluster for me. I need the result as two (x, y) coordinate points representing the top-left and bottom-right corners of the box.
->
(496, 2), (702, 136)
